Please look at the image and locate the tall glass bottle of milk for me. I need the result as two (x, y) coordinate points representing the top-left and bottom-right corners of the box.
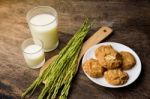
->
(26, 6), (59, 52)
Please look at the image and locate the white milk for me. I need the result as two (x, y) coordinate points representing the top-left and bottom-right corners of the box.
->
(29, 14), (58, 52)
(23, 44), (45, 68)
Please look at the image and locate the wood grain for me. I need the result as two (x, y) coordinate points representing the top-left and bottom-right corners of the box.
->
(0, 0), (150, 99)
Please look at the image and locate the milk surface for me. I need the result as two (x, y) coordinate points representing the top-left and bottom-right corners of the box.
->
(30, 14), (55, 26)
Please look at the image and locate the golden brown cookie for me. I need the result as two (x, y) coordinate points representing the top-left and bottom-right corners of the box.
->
(95, 45), (122, 69)
(83, 59), (105, 78)
(120, 51), (136, 70)
(104, 69), (128, 85)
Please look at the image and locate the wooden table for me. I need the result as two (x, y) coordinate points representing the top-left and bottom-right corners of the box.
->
(0, 0), (150, 99)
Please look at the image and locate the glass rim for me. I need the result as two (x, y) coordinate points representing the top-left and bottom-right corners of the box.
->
(22, 38), (44, 54)
(26, 6), (57, 27)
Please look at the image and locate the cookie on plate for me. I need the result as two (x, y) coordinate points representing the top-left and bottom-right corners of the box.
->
(95, 45), (122, 69)
(83, 59), (105, 78)
(104, 69), (129, 85)
(120, 51), (136, 70)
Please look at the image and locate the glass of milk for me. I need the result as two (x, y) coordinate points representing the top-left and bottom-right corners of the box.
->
(26, 6), (59, 52)
(22, 38), (45, 69)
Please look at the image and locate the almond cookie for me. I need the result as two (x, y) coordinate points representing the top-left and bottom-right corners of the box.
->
(104, 69), (129, 85)
(95, 45), (122, 69)
(83, 59), (105, 78)
(120, 51), (136, 70)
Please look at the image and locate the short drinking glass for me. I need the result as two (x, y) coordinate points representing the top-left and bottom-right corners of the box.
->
(22, 38), (45, 69)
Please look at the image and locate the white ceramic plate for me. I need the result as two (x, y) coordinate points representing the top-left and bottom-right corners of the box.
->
(82, 42), (141, 88)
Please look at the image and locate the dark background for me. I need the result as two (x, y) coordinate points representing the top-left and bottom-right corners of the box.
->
(0, 0), (150, 99)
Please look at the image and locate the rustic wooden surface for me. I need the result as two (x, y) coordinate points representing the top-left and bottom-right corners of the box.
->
(0, 0), (150, 99)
